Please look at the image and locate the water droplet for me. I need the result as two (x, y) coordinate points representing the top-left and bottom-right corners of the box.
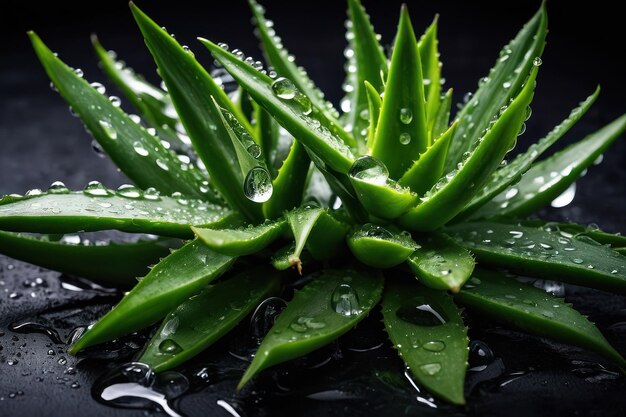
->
(144, 187), (161, 201)
(98, 120), (117, 140)
(572, 258), (584, 264)
(422, 341), (446, 352)
(550, 183), (576, 208)
(83, 181), (112, 197)
(133, 141), (149, 156)
(359, 108), (370, 120)
(517, 123), (526, 136)
(419, 363), (442, 376)
(348, 156), (389, 185)
(271, 77), (296, 99)
(90, 82), (106, 94)
(399, 132), (411, 145)
(331, 284), (362, 317)
(399, 108), (413, 124)
(48, 181), (69, 194)
(156, 159), (170, 171)
(359, 223), (393, 240)
(116, 184), (142, 199)
(533, 57), (543, 66)
(396, 299), (448, 327)
(243, 167), (273, 203)
(247, 144), (262, 159)
(158, 339), (183, 354)
(109, 96), (122, 107)
(502, 81), (512, 89)
(505, 188), (518, 199)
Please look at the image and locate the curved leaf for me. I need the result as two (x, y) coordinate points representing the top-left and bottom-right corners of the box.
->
(399, 66), (538, 231)
(447, 222), (626, 294)
(370, 6), (429, 178)
(29, 32), (214, 201)
(130, 3), (262, 219)
(382, 281), (468, 405)
(140, 266), (281, 372)
(0, 191), (237, 238)
(460, 86), (600, 217)
(408, 233), (475, 292)
(347, 223), (418, 268)
(432, 88), (452, 140)
(0, 231), (178, 288)
(456, 270), (626, 371)
(418, 16), (442, 138)
(238, 268), (383, 389)
(445, 3), (547, 170)
(470, 113), (626, 219)
(517, 220), (626, 248)
(193, 219), (287, 256)
(69, 240), (236, 354)
(364, 80), (382, 145)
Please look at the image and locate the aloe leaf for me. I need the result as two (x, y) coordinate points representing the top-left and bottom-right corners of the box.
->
(91, 35), (185, 147)
(0, 191), (237, 238)
(262, 140), (311, 219)
(238, 268), (383, 389)
(460, 87), (600, 217)
(382, 281), (468, 405)
(140, 266), (281, 372)
(130, 3), (263, 220)
(371, 6), (429, 178)
(29, 32), (214, 201)
(399, 66), (538, 231)
(418, 16), (442, 138)
(69, 240), (236, 354)
(445, 3), (547, 170)
(341, 0), (388, 148)
(398, 121), (456, 195)
(432, 88), (452, 140)
(305, 210), (351, 261)
(364, 80), (382, 144)
(347, 223), (418, 268)
(447, 222), (626, 294)
(192, 219), (287, 256)
(256, 106), (281, 175)
(456, 270), (626, 371)
(0, 231), (178, 288)
(273, 206), (324, 271)
(407, 233), (475, 292)
(248, 0), (341, 119)
(201, 39), (356, 175)
(518, 220), (626, 248)
(470, 114), (626, 220)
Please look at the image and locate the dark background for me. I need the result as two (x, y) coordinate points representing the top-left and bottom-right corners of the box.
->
(1, 0), (625, 416)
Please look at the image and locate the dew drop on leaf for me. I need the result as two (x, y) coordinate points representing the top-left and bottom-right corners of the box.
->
(399, 108), (413, 124)
(348, 156), (389, 185)
(331, 283), (362, 317)
(419, 362), (442, 376)
(98, 120), (117, 140)
(243, 167), (273, 203)
(158, 339), (183, 354)
(399, 132), (411, 145)
(271, 77), (297, 100)
(133, 141), (149, 157)
(48, 181), (69, 194)
(83, 181), (112, 197)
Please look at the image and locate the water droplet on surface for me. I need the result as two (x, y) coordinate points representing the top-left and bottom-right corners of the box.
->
(243, 167), (273, 203)
(158, 339), (183, 354)
(90, 82), (106, 94)
(83, 181), (112, 197)
(48, 181), (69, 194)
(422, 341), (446, 352)
(109, 96), (122, 107)
(331, 284), (362, 317)
(419, 363), (442, 376)
(271, 77), (296, 99)
(133, 141), (149, 156)
(533, 57), (543, 66)
(396, 299), (448, 327)
(116, 184), (142, 199)
(399, 132), (411, 145)
(98, 120), (117, 140)
(156, 159), (170, 171)
(247, 144), (262, 159)
(348, 156), (389, 185)
(550, 183), (576, 208)
(399, 108), (413, 124)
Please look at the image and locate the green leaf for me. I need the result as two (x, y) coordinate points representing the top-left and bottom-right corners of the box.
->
(370, 6), (429, 178)
(247, 0), (343, 130)
(348, 156), (419, 220)
(398, 121), (456, 195)
(517, 220), (626, 248)
(341, 0), (388, 148)
(262, 140), (311, 219)
(0, 231), (178, 288)
(382, 281), (468, 405)
(305, 210), (351, 261)
(460, 87), (600, 217)
(255, 106), (282, 176)
(130, 3), (262, 220)
(456, 270), (626, 371)
(399, 66), (538, 231)
(91, 35), (186, 148)
(469, 113), (626, 219)
(445, 3), (547, 171)
(0, 191), (237, 238)
(275, 206), (325, 272)
(418, 16), (442, 139)
(447, 222), (626, 294)
(192, 219), (287, 256)
(407, 232), (475, 292)
(432, 88), (452, 140)
(69, 240), (236, 354)
(140, 266), (281, 372)
(201, 39), (356, 175)
(238, 268), (383, 389)
(347, 223), (418, 268)
(364, 80), (382, 145)
(29, 32), (214, 201)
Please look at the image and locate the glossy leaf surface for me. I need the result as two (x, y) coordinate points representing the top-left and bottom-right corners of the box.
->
(347, 224), (418, 268)
(193, 219), (287, 256)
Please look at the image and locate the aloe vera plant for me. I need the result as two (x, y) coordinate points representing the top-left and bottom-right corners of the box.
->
(2, 0), (625, 407)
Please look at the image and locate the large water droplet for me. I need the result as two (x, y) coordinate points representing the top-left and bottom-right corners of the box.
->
(399, 108), (413, 124)
(158, 339), (183, 354)
(243, 167), (273, 203)
(83, 181), (112, 197)
(331, 283), (362, 317)
(117, 184), (143, 199)
(271, 77), (296, 99)
(98, 120), (117, 140)
(48, 181), (70, 194)
(133, 141), (149, 156)
(348, 156), (389, 185)
(399, 132), (411, 145)
(396, 299), (448, 326)
(247, 144), (262, 159)
(550, 182), (576, 208)
(422, 341), (446, 352)
(419, 362), (442, 376)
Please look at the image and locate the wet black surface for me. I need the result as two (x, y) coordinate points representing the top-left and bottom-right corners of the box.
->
(1, 0), (626, 416)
